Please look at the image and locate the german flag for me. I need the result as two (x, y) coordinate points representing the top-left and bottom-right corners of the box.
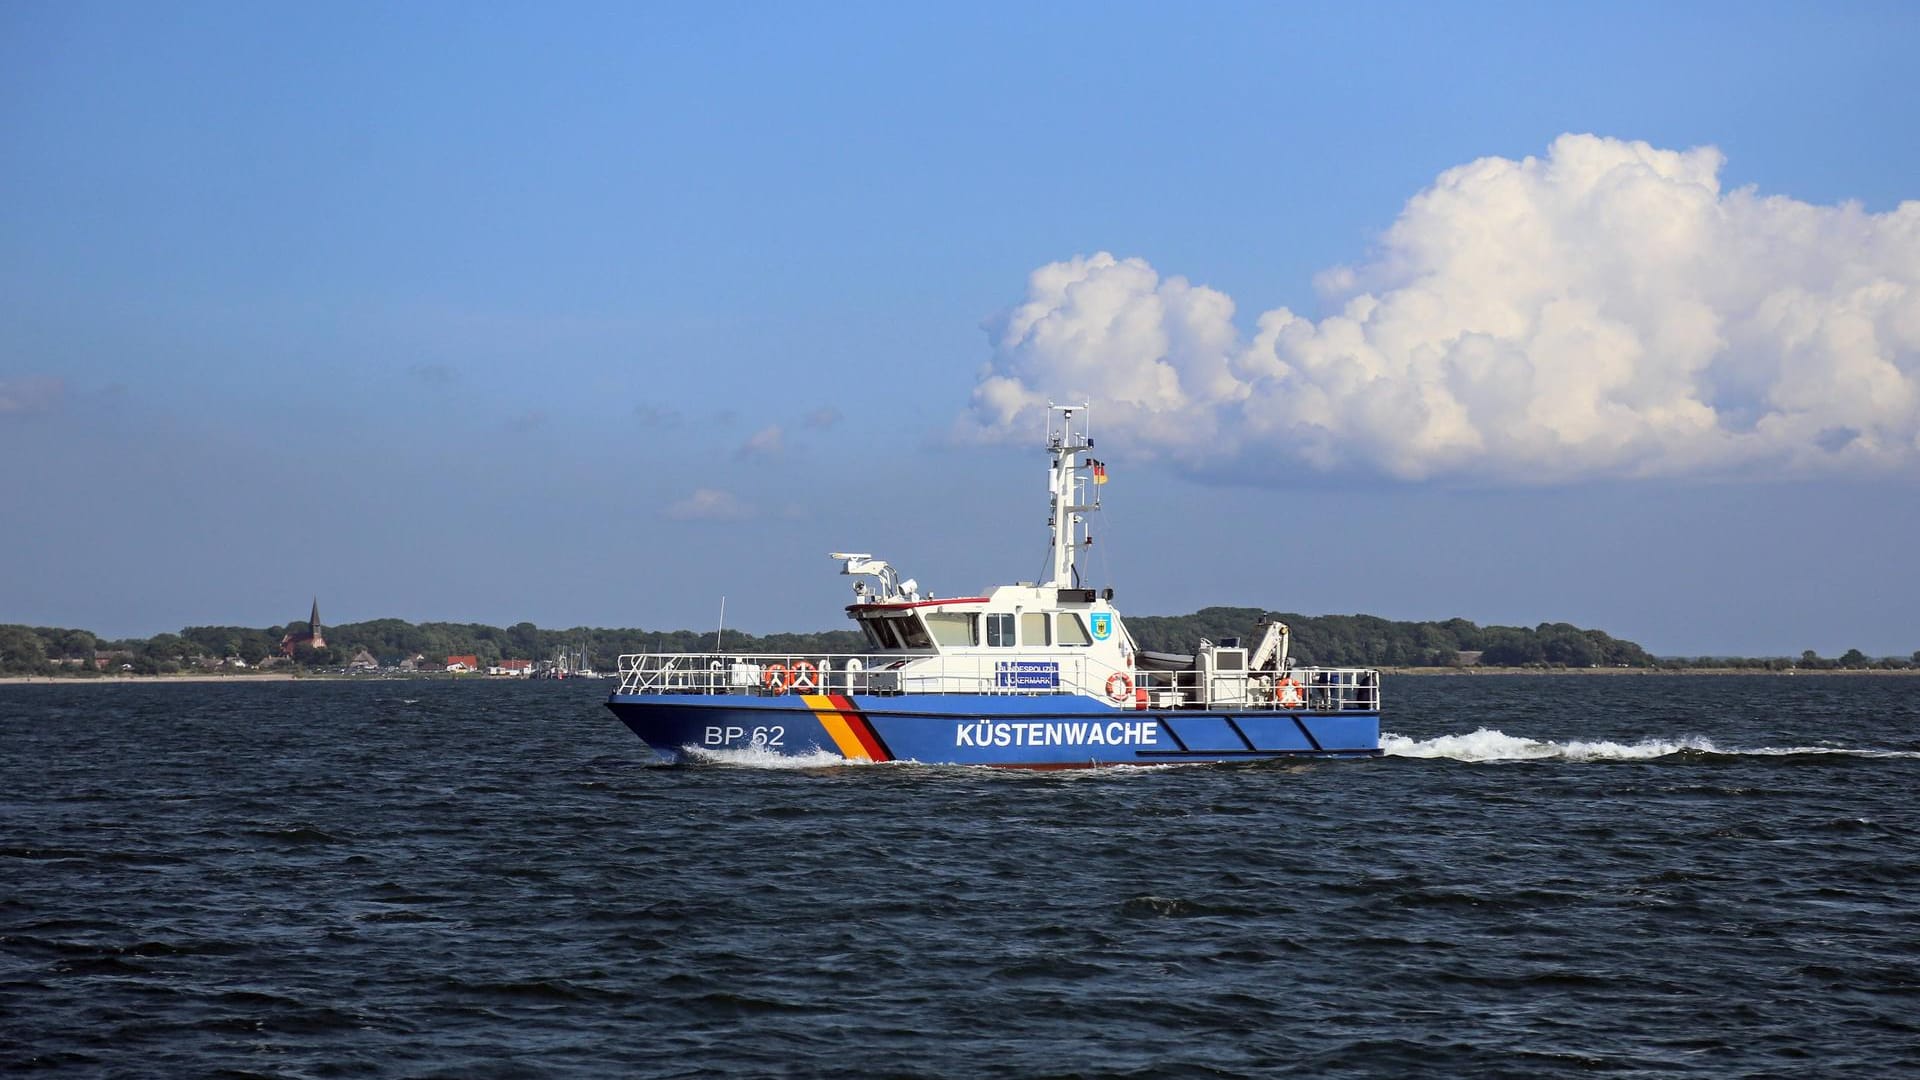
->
(1090, 459), (1108, 484)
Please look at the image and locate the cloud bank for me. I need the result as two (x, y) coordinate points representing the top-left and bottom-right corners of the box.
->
(964, 134), (1920, 482)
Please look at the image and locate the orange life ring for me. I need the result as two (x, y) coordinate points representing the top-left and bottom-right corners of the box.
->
(1106, 672), (1133, 702)
(762, 663), (792, 693)
(1276, 677), (1305, 709)
(790, 659), (819, 692)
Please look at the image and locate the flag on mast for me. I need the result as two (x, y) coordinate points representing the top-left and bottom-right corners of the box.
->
(1090, 459), (1108, 484)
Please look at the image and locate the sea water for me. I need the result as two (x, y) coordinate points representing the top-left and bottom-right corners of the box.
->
(3, 675), (1916, 1078)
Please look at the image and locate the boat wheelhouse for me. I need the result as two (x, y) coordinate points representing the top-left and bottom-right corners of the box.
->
(607, 404), (1381, 767)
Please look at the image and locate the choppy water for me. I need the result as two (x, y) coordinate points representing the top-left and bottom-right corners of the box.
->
(3, 675), (1918, 1078)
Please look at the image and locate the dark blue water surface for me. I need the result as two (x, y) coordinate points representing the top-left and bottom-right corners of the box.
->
(4, 675), (1918, 1078)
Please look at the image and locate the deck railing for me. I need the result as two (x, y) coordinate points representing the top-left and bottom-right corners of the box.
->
(614, 652), (1380, 711)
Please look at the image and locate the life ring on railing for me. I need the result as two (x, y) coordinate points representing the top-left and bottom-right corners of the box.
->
(762, 663), (793, 693)
(790, 659), (819, 692)
(1106, 672), (1133, 703)
(1276, 677), (1305, 709)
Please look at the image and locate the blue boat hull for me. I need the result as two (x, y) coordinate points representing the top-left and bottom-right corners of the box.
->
(605, 692), (1380, 767)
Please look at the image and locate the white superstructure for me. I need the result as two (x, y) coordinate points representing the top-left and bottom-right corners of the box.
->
(616, 403), (1379, 714)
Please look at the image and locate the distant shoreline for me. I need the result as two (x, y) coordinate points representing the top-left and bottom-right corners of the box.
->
(0, 673), (595, 685)
(0, 673), (304, 685)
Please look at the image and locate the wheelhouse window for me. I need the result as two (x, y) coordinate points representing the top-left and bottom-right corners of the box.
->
(858, 613), (934, 650)
(896, 615), (934, 650)
(1056, 613), (1092, 646)
(985, 613), (1015, 647)
(864, 614), (936, 645)
(1020, 612), (1049, 646)
(924, 612), (978, 647)
(860, 617), (901, 649)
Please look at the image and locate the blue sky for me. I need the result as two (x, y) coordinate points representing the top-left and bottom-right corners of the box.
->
(3, 2), (1917, 656)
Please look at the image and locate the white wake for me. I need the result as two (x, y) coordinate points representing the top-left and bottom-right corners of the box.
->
(1381, 728), (1920, 762)
(676, 745), (869, 768)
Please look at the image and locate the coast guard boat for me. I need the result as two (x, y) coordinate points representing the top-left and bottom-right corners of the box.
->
(606, 404), (1381, 767)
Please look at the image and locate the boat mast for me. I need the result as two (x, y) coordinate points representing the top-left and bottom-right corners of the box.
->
(1045, 403), (1098, 588)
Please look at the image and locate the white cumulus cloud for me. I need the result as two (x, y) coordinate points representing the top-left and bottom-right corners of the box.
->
(963, 134), (1920, 482)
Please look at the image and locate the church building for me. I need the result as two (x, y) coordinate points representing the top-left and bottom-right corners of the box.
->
(280, 597), (326, 656)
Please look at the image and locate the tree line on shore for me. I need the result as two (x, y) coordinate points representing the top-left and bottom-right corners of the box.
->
(3, 611), (1916, 677)
(0, 619), (871, 677)
(1123, 607), (1920, 671)
(1126, 607), (1658, 668)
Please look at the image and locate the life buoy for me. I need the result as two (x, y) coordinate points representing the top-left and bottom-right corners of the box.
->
(1106, 672), (1133, 702)
(790, 659), (819, 692)
(762, 663), (792, 693)
(1276, 678), (1305, 709)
